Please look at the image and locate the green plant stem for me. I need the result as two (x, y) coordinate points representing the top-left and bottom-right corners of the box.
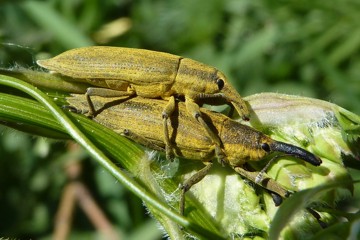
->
(0, 74), (224, 239)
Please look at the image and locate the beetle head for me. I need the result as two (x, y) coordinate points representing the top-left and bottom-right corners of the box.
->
(221, 119), (322, 167)
(216, 71), (250, 121)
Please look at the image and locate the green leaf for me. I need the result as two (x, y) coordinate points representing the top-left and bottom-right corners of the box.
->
(269, 180), (359, 240)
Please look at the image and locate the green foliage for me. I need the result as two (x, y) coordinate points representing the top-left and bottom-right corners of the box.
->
(1, 0), (360, 239)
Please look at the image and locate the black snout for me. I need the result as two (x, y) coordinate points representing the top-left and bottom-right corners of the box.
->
(270, 141), (322, 166)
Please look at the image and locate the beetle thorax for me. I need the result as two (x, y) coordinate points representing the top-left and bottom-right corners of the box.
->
(173, 58), (221, 96)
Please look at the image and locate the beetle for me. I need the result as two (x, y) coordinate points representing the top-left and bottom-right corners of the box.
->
(37, 46), (250, 162)
(67, 95), (322, 215)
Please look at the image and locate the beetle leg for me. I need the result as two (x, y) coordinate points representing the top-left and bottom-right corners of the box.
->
(179, 161), (213, 215)
(122, 129), (165, 152)
(185, 97), (226, 165)
(233, 166), (291, 199)
(255, 155), (281, 184)
(85, 87), (135, 117)
(306, 208), (327, 228)
(162, 96), (176, 161)
(270, 192), (283, 206)
(61, 105), (88, 114)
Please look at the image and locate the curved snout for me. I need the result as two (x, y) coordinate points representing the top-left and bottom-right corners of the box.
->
(222, 85), (250, 121)
(270, 141), (322, 166)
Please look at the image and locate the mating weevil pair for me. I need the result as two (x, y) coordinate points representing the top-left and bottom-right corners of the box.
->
(39, 47), (322, 215)
(37, 46), (249, 162)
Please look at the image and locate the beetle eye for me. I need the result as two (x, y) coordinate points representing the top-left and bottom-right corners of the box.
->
(216, 78), (224, 90)
(261, 143), (270, 152)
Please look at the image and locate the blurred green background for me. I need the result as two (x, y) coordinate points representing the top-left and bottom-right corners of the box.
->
(0, 0), (359, 239)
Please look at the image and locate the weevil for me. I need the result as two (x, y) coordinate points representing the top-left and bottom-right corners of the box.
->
(37, 46), (250, 162)
(67, 95), (322, 215)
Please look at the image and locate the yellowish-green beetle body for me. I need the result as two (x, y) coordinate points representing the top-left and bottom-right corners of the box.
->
(67, 95), (322, 215)
(37, 47), (236, 101)
(37, 46), (250, 161)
